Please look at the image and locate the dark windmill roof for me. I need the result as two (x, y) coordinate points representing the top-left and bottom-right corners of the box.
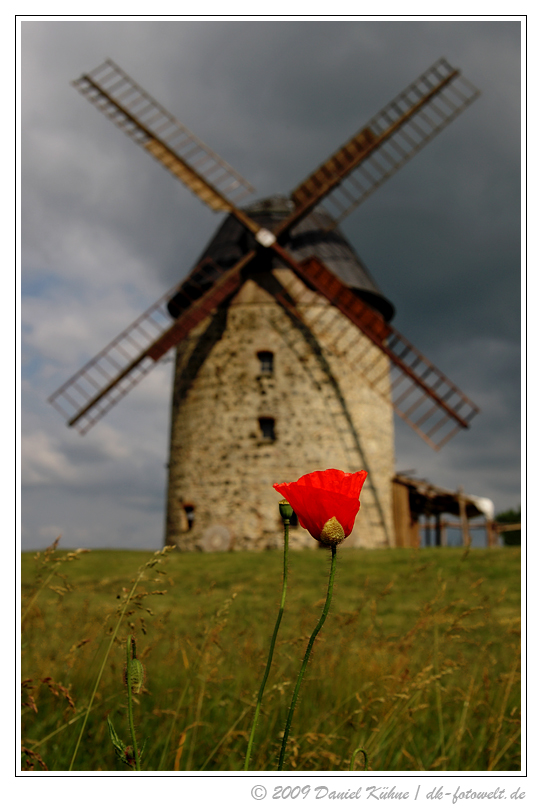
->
(168, 195), (395, 321)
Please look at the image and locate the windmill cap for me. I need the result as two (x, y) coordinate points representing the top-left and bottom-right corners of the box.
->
(247, 196), (395, 322)
(168, 195), (395, 322)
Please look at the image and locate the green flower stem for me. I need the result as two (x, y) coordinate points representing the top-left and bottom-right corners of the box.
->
(126, 637), (141, 771)
(277, 543), (337, 771)
(243, 518), (290, 770)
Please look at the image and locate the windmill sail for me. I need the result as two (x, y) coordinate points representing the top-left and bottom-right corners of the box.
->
(72, 59), (255, 212)
(272, 255), (479, 450)
(284, 58), (480, 231)
(48, 256), (247, 434)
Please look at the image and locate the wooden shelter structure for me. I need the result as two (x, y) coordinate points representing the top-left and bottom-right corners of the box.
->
(392, 473), (496, 548)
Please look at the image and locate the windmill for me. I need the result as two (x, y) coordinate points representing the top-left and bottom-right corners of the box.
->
(49, 58), (481, 551)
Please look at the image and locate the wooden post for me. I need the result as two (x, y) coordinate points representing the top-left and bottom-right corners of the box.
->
(392, 480), (410, 548)
(486, 519), (496, 548)
(425, 515), (432, 547)
(435, 513), (442, 547)
(412, 515), (420, 548)
(458, 487), (470, 548)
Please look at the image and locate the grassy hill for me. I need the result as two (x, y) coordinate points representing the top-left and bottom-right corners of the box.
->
(21, 545), (521, 772)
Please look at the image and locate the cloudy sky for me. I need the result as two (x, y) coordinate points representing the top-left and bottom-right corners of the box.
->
(20, 17), (523, 551)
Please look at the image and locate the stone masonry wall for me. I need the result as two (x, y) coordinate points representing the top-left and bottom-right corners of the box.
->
(165, 267), (396, 551)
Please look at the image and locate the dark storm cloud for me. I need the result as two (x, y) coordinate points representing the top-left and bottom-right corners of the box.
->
(20, 18), (522, 549)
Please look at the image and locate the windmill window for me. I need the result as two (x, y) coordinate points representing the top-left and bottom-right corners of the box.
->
(183, 504), (195, 530)
(258, 417), (276, 441)
(257, 351), (274, 374)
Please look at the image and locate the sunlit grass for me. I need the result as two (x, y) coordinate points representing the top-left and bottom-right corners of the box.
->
(21, 546), (520, 771)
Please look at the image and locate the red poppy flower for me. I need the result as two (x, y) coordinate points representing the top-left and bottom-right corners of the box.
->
(273, 469), (367, 545)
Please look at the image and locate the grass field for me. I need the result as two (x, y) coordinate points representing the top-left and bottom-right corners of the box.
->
(21, 544), (521, 772)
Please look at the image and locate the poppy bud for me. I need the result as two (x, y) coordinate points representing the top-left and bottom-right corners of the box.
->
(278, 499), (294, 522)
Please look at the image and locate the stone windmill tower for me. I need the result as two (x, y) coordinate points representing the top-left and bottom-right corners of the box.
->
(50, 59), (481, 551)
